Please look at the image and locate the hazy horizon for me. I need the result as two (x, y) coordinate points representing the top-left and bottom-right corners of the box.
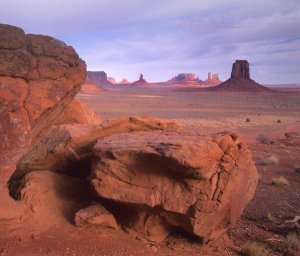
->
(1, 0), (299, 84)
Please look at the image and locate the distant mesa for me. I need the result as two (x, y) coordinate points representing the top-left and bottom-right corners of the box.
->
(211, 60), (272, 92)
(87, 71), (112, 87)
(107, 77), (117, 84)
(131, 73), (149, 86)
(231, 60), (250, 79)
(172, 73), (197, 82)
(201, 72), (222, 86)
(119, 78), (130, 85)
(167, 73), (203, 86)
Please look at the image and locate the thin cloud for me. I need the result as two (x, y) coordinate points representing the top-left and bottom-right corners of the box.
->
(0, 0), (299, 83)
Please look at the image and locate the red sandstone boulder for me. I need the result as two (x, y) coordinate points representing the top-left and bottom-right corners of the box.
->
(91, 131), (258, 242)
(0, 23), (86, 221)
(9, 170), (94, 229)
(14, 117), (179, 179)
(54, 98), (101, 126)
(75, 203), (119, 229)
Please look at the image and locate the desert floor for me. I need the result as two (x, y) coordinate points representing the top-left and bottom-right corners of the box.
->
(78, 87), (300, 143)
(1, 87), (299, 256)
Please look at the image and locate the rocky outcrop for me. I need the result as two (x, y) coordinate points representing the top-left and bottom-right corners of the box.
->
(14, 117), (179, 180)
(53, 98), (101, 126)
(87, 71), (112, 87)
(172, 73), (196, 82)
(75, 203), (119, 229)
(9, 170), (94, 227)
(107, 77), (116, 84)
(91, 130), (258, 242)
(166, 73), (205, 87)
(201, 72), (222, 86)
(0, 24), (258, 245)
(119, 78), (130, 85)
(0, 23), (86, 220)
(131, 74), (149, 86)
(231, 60), (250, 79)
(211, 60), (271, 92)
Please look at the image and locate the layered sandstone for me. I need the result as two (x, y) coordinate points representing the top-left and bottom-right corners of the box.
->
(172, 73), (197, 81)
(91, 131), (258, 242)
(0, 23), (86, 220)
(53, 98), (101, 126)
(201, 72), (222, 85)
(14, 117), (179, 179)
(231, 60), (250, 79)
(0, 24), (258, 245)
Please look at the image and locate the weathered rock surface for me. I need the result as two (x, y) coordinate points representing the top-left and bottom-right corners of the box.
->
(9, 170), (94, 227)
(54, 98), (101, 126)
(75, 203), (118, 229)
(91, 131), (258, 242)
(211, 60), (271, 92)
(14, 117), (179, 179)
(0, 23), (86, 220)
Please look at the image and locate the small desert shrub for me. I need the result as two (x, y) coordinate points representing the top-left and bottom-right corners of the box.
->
(258, 154), (279, 166)
(271, 176), (289, 186)
(241, 241), (269, 256)
(283, 233), (300, 250)
(246, 118), (250, 122)
(277, 119), (281, 123)
(257, 134), (273, 145)
(267, 212), (277, 222)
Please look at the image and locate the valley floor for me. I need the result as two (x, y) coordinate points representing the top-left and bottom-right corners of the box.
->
(1, 88), (299, 256)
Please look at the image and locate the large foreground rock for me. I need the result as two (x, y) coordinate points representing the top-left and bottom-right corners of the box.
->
(91, 131), (258, 242)
(0, 23), (86, 220)
(53, 98), (101, 126)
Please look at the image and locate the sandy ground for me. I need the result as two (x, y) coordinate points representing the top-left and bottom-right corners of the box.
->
(77, 87), (300, 143)
(1, 87), (299, 256)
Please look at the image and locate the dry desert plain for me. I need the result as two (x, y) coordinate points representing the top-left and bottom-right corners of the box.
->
(1, 86), (300, 256)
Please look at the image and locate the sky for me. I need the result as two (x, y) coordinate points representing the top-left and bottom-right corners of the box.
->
(1, 0), (300, 84)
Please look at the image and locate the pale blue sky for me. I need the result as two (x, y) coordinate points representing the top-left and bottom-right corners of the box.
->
(1, 0), (299, 83)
